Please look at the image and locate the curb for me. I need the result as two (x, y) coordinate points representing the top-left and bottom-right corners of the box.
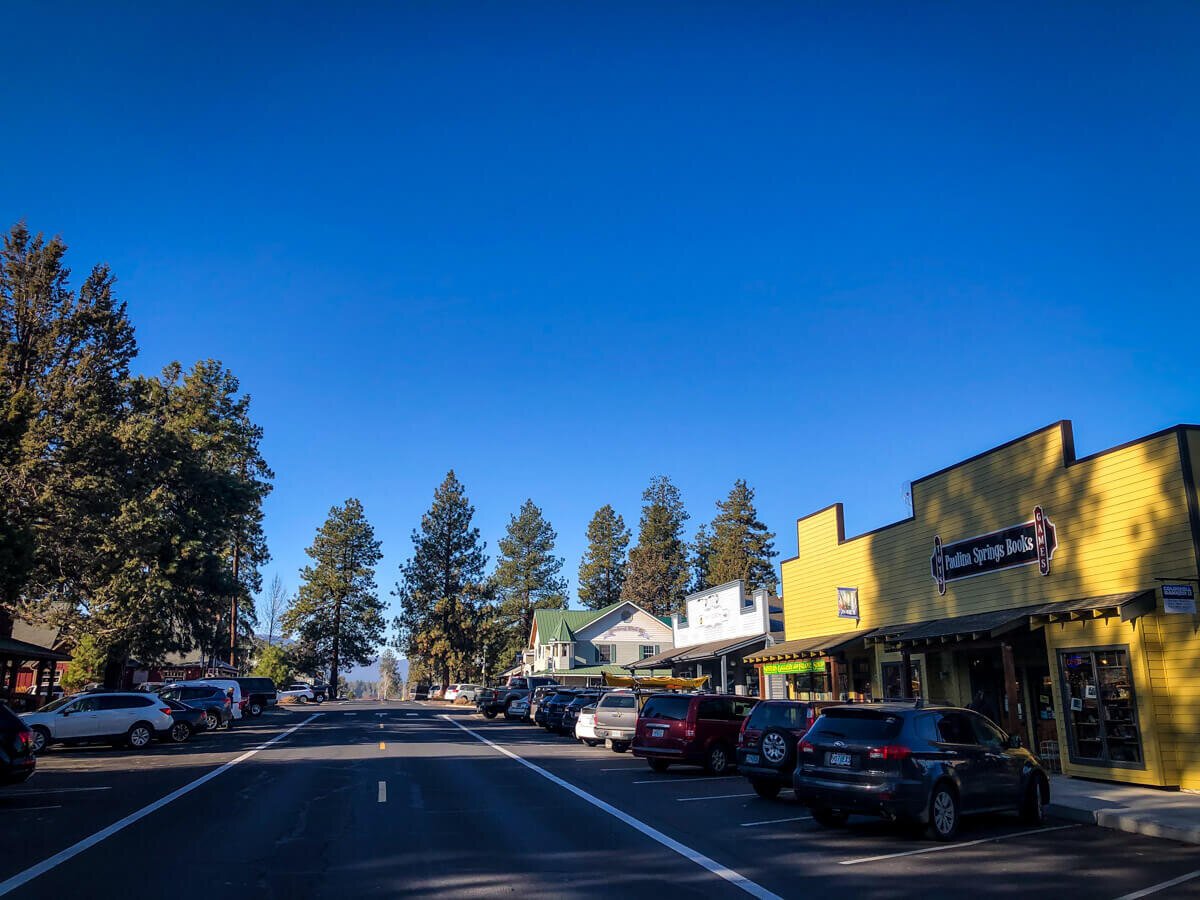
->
(1048, 803), (1200, 845)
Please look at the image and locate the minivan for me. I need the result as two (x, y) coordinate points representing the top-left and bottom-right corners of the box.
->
(633, 693), (757, 775)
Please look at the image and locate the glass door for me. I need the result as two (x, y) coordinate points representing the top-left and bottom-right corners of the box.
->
(1059, 647), (1143, 767)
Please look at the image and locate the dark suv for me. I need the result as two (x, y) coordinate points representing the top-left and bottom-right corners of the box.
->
(233, 677), (277, 717)
(541, 690), (579, 732)
(156, 684), (233, 731)
(793, 703), (1049, 841)
(737, 700), (832, 799)
(634, 693), (757, 775)
(0, 704), (36, 786)
(559, 692), (601, 735)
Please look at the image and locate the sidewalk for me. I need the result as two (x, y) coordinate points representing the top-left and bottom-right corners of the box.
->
(1049, 774), (1200, 845)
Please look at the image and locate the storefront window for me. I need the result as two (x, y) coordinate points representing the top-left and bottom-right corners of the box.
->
(882, 660), (923, 699)
(787, 661), (831, 699)
(1059, 647), (1143, 767)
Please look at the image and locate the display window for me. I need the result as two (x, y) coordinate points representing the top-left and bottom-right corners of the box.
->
(787, 661), (831, 699)
(1059, 647), (1143, 767)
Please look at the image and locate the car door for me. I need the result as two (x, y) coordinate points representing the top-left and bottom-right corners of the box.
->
(95, 695), (138, 736)
(57, 696), (101, 739)
(932, 711), (987, 810)
(966, 711), (1022, 807)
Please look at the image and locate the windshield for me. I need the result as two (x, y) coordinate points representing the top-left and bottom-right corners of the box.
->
(38, 696), (76, 712)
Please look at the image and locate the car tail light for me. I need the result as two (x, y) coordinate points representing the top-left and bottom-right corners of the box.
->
(867, 745), (912, 761)
(799, 739), (816, 755)
(238, 699), (247, 710)
(17, 730), (32, 752)
(684, 724), (696, 739)
(224, 698), (232, 707)
(737, 717), (749, 747)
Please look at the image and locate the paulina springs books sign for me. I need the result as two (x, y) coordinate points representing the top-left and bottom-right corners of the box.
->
(931, 507), (1058, 596)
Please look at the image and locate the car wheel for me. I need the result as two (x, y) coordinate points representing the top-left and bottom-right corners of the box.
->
(169, 721), (192, 743)
(1020, 776), (1047, 826)
(127, 722), (154, 750)
(483, 710), (496, 719)
(297, 696), (308, 704)
(248, 701), (264, 717)
(705, 743), (731, 775)
(612, 741), (629, 753)
(313, 695), (324, 704)
(585, 740), (599, 747)
(751, 778), (782, 800)
(927, 783), (960, 841)
(648, 759), (670, 773)
(204, 711), (220, 731)
(811, 807), (849, 827)
(29, 726), (50, 754)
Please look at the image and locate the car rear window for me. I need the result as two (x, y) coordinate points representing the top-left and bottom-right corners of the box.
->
(641, 696), (691, 721)
(602, 694), (636, 710)
(748, 702), (807, 730)
(809, 709), (903, 742)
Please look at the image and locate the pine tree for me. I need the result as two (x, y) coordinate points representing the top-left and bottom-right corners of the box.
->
(495, 499), (567, 662)
(620, 475), (690, 618)
(393, 471), (489, 689)
(689, 523), (713, 593)
(577, 504), (630, 610)
(706, 479), (778, 592)
(283, 499), (385, 698)
(378, 648), (398, 700)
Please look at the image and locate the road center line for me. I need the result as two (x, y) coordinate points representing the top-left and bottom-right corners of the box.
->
(377, 781), (387, 803)
(1112, 868), (1200, 900)
(442, 715), (781, 900)
(0, 713), (322, 896)
(740, 815), (812, 828)
(838, 824), (1079, 866)
(677, 793), (757, 802)
(632, 776), (741, 785)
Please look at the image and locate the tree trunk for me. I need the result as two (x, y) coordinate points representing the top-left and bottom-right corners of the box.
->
(329, 594), (342, 701)
(229, 532), (241, 669)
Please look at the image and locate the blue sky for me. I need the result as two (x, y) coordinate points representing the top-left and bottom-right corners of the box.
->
(4, 3), (1199, 638)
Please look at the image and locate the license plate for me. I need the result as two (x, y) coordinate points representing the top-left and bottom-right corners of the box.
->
(745, 753), (760, 765)
(650, 727), (666, 738)
(828, 752), (852, 767)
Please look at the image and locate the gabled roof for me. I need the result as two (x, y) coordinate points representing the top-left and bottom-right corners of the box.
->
(531, 600), (663, 647)
(548, 617), (577, 642)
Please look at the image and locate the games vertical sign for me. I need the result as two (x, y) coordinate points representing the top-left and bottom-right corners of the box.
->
(931, 506), (1058, 595)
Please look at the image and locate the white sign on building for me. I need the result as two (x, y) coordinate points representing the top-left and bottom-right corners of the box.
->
(672, 580), (773, 649)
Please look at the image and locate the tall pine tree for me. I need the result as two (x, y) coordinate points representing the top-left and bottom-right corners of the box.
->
(495, 499), (567, 663)
(620, 475), (690, 618)
(283, 498), (384, 698)
(706, 479), (778, 592)
(689, 523), (713, 593)
(577, 504), (630, 610)
(394, 471), (489, 689)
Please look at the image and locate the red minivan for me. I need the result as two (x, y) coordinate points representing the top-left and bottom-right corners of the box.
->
(633, 693), (757, 775)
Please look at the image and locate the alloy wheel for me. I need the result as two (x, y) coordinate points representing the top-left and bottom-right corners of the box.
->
(762, 732), (787, 764)
(30, 728), (47, 754)
(170, 722), (190, 742)
(130, 726), (152, 748)
(204, 711), (219, 730)
(709, 746), (728, 774)
(933, 790), (956, 837)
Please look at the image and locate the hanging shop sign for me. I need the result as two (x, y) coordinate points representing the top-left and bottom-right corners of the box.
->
(762, 659), (827, 676)
(836, 587), (859, 620)
(930, 506), (1058, 595)
(1162, 584), (1197, 615)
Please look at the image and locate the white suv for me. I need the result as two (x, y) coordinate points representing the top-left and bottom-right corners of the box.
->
(22, 692), (173, 753)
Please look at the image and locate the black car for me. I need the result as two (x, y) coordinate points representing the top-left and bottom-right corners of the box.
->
(737, 700), (831, 799)
(559, 693), (601, 735)
(793, 702), (1049, 841)
(0, 704), (36, 786)
(156, 684), (233, 731)
(232, 677), (278, 717)
(542, 691), (579, 732)
(162, 698), (206, 743)
(411, 684), (430, 702)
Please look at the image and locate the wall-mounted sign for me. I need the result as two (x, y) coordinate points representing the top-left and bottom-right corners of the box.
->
(1162, 584), (1197, 615)
(762, 659), (827, 676)
(837, 587), (859, 620)
(931, 506), (1058, 595)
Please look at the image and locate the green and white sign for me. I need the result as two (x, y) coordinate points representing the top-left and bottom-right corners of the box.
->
(763, 659), (827, 676)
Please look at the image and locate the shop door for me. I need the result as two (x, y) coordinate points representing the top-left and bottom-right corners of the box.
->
(967, 652), (1006, 725)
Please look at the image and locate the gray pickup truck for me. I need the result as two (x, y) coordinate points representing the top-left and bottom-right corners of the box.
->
(592, 690), (641, 752)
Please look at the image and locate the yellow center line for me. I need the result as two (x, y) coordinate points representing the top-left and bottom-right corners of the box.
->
(379, 741), (387, 750)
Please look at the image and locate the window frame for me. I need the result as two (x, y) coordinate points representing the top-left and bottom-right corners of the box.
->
(1057, 644), (1145, 771)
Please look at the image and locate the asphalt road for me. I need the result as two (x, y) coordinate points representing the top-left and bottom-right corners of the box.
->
(3, 700), (1199, 899)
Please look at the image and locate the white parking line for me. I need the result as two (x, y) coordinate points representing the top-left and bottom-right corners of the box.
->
(0, 713), (322, 896)
(10, 805), (61, 812)
(442, 716), (781, 900)
(601, 767), (641, 771)
(1113, 868), (1200, 900)
(677, 793), (757, 802)
(377, 781), (387, 803)
(838, 824), (1079, 866)
(2, 786), (112, 796)
(740, 815), (811, 828)
(633, 776), (741, 785)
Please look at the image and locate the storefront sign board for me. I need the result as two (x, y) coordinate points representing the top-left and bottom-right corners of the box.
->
(763, 659), (827, 676)
(931, 506), (1058, 595)
(1162, 584), (1196, 614)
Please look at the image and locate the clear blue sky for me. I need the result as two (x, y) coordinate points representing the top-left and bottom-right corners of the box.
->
(5, 3), (1199, 634)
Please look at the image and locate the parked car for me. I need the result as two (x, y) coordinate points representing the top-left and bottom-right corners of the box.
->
(230, 677), (277, 717)
(593, 690), (641, 752)
(793, 702), (1049, 841)
(444, 684), (464, 702)
(455, 684), (483, 703)
(541, 690), (578, 731)
(136, 681), (166, 693)
(505, 697), (530, 720)
(497, 675), (560, 717)
(634, 693), (757, 775)
(575, 704), (600, 746)
(473, 687), (498, 714)
(22, 692), (174, 752)
(278, 683), (324, 704)
(173, 679), (246, 720)
(737, 699), (833, 799)
(156, 683), (234, 731)
(162, 698), (206, 743)
(528, 684), (560, 723)
(560, 692), (601, 735)
(0, 703), (36, 785)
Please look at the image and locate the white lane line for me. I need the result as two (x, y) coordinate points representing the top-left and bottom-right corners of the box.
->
(2, 786), (112, 796)
(442, 716), (781, 900)
(377, 781), (387, 803)
(405, 713), (419, 717)
(838, 824), (1079, 866)
(11, 805), (61, 812)
(677, 793), (757, 802)
(0, 713), (322, 896)
(1113, 869), (1200, 900)
(633, 776), (741, 785)
(740, 816), (811, 828)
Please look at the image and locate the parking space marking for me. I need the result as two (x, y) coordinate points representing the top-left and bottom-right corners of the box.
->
(740, 815), (811, 828)
(0, 713), (322, 897)
(633, 776), (741, 785)
(601, 767), (642, 771)
(2, 786), (111, 796)
(8, 805), (61, 813)
(442, 716), (781, 900)
(1113, 868), (1200, 900)
(377, 781), (387, 803)
(677, 793), (756, 802)
(838, 824), (1079, 866)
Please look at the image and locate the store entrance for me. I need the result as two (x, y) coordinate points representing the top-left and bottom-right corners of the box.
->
(967, 651), (1006, 724)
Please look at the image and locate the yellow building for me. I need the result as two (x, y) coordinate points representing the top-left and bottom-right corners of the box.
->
(746, 421), (1200, 790)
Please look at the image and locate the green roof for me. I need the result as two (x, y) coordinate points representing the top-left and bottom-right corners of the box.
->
(548, 617), (576, 642)
(532, 600), (650, 646)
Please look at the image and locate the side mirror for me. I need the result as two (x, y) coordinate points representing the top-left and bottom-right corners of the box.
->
(1008, 734), (1022, 749)
(59, 709), (71, 716)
